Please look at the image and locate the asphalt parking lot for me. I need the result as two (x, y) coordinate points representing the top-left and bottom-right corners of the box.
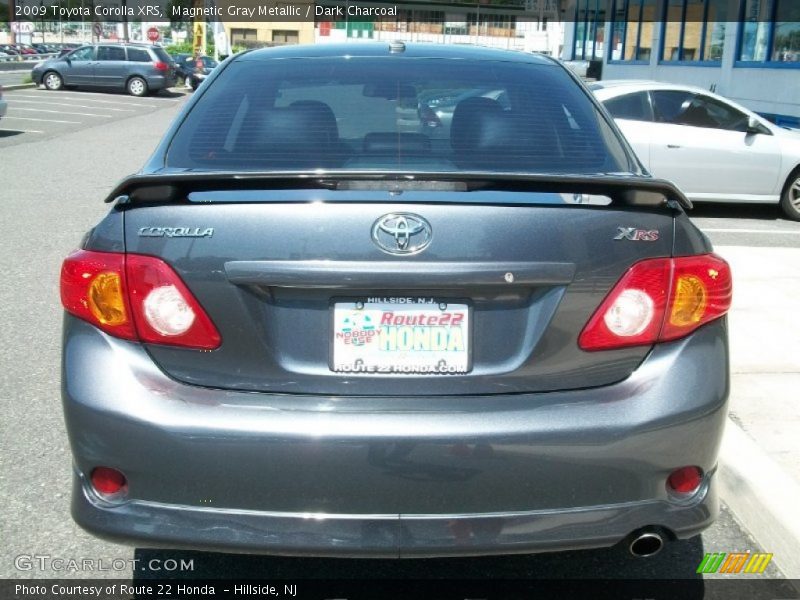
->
(0, 85), (188, 143)
(1, 85), (798, 597)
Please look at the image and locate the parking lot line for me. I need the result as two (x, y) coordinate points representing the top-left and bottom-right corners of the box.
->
(12, 107), (112, 118)
(11, 99), (135, 112)
(12, 93), (153, 108)
(2, 115), (82, 124)
(30, 89), (185, 102)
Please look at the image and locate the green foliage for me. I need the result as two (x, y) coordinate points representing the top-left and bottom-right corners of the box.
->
(164, 41), (215, 57)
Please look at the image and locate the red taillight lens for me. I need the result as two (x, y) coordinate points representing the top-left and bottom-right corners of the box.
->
(153, 61), (169, 72)
(667, 466), (703, 495)
(91, 467), (127, 497)
(60, 250), (221, 350)
(579, 254), (731, 351)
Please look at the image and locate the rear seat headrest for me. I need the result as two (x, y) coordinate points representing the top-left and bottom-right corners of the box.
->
(450, 97), (507, 154)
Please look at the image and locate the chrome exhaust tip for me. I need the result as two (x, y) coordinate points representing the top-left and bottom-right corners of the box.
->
(628, 531), (664, 558)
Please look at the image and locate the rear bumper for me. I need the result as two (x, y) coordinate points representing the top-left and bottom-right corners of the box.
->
(145, 74), (175, 91)
(63, 316), (729, 557)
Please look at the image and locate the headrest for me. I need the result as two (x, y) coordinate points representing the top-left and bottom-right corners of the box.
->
(289, 100), (339, 143)
(450, 97), (511, 155)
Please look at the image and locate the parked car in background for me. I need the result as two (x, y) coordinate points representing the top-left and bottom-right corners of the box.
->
(172, 53), (192, 79)
(171, 54), (219, 90)
(0, 45), (21, 56)
(32, 43), (177, 96)
(61, 43), (731, 560)
(592, 80), (800, 220)
(12, 44), (38, 55)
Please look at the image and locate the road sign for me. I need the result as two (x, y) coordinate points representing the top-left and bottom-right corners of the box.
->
(147, 27), (160, 42)
(10, 21), (35, 34)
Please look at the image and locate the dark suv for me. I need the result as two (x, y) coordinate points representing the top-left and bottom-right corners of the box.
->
(32, 43), (177, 96)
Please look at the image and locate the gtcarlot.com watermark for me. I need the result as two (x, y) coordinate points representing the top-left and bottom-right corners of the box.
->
(15, 554), (194, 573)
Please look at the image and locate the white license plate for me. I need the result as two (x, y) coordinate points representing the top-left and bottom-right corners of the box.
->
(331, 298), (471, 375)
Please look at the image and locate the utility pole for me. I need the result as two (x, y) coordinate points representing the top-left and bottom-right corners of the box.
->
(8, 0), (16, 44)
(122, 0), (129, 42)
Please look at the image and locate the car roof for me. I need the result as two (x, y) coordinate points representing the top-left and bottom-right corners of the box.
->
(235, 42), (558, 65)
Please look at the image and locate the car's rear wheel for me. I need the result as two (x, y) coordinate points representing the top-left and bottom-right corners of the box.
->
(127, 76), (148, 97)
(780, 169), (800, 221)
(43, 71), (63, 91)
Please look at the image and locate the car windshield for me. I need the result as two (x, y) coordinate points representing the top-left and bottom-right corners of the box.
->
(166, 57), (634, 175)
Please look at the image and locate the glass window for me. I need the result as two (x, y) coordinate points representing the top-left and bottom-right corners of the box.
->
(662, 0), (730, 62)
(652, 91), (750, 131)
(608, 0), (656, 62)
(272, 30), (299, 44)
(739, 0), (800, 63)
(68, 46), (94, 61)
(604, 92), (652, 121)
(651, 90), (695, 123)
(166, 57), (634, 175)
(573, 0), (606, 60)
(97, 46), (126, 61)
(689, 96), (750, 131)
(127, 48), (150, 62)
(773, 1), (800, 62)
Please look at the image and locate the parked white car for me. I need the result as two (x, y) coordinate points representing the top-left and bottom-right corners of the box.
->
(591, 80), (800, 220)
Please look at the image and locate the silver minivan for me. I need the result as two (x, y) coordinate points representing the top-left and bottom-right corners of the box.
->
(31, 43), (177, 97)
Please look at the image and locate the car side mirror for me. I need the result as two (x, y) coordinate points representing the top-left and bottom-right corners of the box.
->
(746, 116), (771, 136)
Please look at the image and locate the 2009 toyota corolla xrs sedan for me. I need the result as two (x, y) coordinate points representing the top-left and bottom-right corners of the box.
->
(60, 43), (731, 559)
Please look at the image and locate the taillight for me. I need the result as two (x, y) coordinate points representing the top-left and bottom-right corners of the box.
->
(153, 61), (169, 72)
(60, 250), (221, 350)
(126, 254), (221, 349)
(60, 250), (136, 340)
(579, 254), (731, 351)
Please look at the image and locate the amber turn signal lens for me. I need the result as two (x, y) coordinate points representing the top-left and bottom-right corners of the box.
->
(87, 272), (128, 326)
(669, 274), (707, 327)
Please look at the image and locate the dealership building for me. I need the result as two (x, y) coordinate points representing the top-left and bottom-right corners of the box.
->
(564, 0), (800, 124)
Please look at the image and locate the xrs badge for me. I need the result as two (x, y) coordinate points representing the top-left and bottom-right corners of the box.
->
(614, 227), (659, 242)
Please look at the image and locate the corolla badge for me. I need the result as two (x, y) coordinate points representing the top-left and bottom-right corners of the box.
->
(371, 213), (432, 255)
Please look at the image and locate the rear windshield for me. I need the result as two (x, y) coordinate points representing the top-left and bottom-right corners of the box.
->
(166, 57), (633, 175)
(151, 47), (171, 63)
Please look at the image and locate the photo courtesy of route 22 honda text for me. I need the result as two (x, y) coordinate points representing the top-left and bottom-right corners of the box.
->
(59, 42), (732, 559)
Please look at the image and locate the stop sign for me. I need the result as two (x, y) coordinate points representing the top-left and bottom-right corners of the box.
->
(147, 27), (160, 42)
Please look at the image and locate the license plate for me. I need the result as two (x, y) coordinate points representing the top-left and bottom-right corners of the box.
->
(331, 298), (471, 375)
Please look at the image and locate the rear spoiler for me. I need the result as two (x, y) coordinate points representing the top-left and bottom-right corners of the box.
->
(104, 171), (693, 210)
